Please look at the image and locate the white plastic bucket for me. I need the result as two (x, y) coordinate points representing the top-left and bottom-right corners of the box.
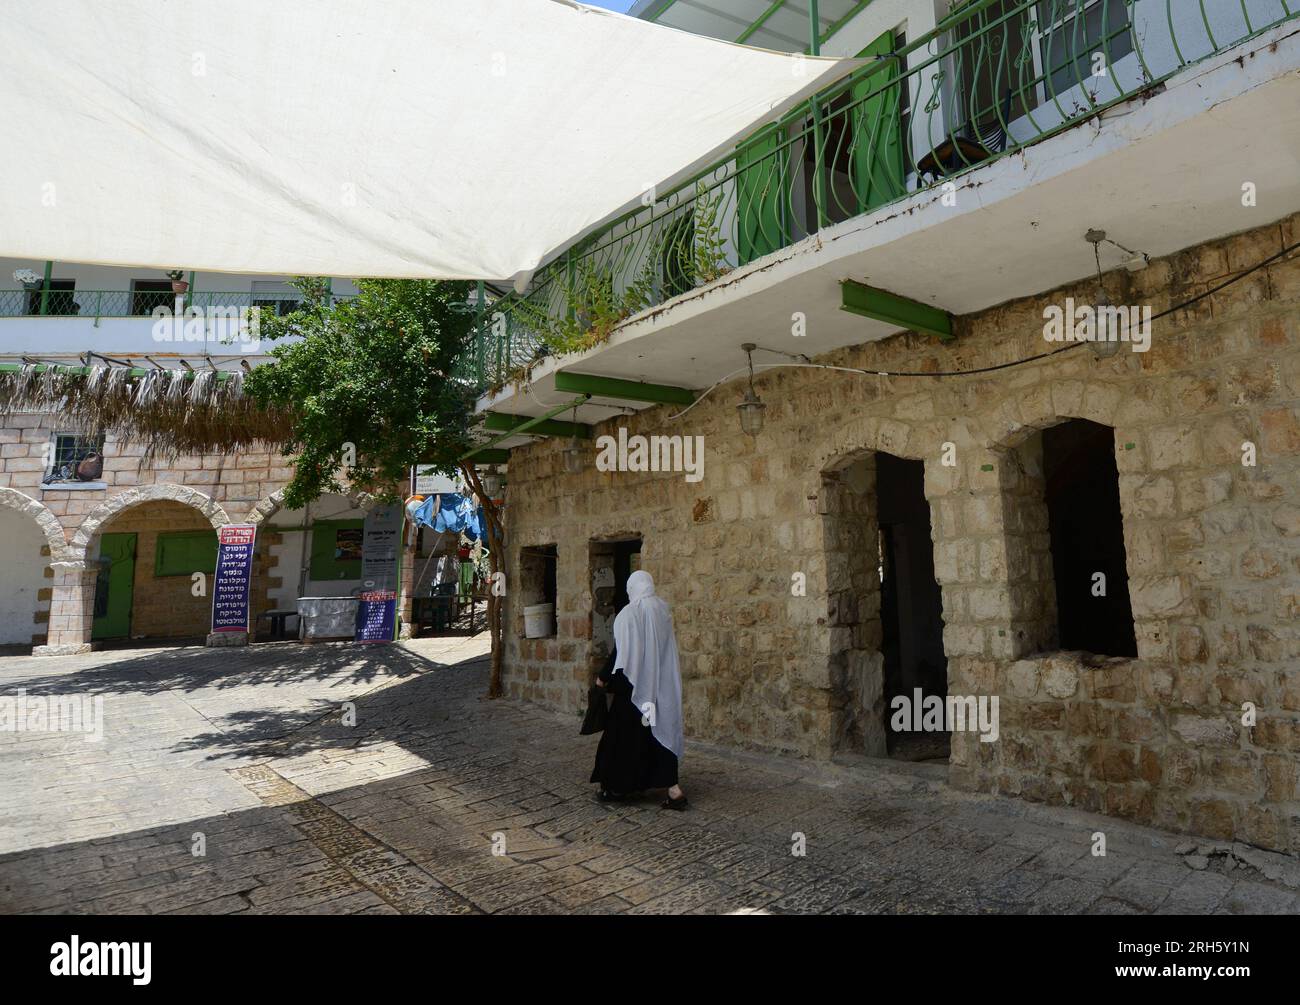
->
(523, 603), (555, 639)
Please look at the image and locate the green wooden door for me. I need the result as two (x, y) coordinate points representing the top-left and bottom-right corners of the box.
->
(92, 533), (136, 640)
(852, 32), (906, 214)
(735, 121), (785, 266)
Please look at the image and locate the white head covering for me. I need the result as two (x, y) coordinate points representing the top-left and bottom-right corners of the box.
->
(613, 570), (684, 762)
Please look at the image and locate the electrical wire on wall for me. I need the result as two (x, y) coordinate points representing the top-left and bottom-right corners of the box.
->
(665, 237), (1300, 423)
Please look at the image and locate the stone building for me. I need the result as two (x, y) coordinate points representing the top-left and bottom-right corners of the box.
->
(0, 264), (414, 654)
(467, 4), (1300, 852)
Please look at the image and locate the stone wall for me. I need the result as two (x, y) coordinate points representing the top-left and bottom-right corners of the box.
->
(0, 413), (379, 650)
(92, 500), (278, 640)
(500, 212), (1300, 853)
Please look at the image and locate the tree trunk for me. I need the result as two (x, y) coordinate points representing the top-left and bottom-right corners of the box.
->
(461, 462), (505, 698)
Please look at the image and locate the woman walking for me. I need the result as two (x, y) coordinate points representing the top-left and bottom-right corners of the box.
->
(590, 571), (687, 810)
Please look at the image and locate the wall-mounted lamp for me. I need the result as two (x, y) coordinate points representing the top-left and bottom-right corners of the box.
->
(737, 342), (766, 436)
(479, 464), (503, 496)
(562, 402), (584, 474)
(1085, 230), (1121, 360)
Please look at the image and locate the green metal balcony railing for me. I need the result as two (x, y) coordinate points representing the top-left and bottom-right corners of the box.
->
(459, 0), (1298, 395)
(0, 289), (354, 320)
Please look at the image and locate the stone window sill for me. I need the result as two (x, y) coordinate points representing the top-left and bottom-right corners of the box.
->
(41, 481), (107, 492)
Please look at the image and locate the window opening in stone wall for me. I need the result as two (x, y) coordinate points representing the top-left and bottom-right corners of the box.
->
(876, 452), (949, 763)
(43, 432), (105, 484)
(588, 536), (641, 678)
(520, 544), (557, 639)
(1041, 419), (1137, 658)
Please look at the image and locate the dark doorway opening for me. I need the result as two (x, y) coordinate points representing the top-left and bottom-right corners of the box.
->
(130, 280), (174, 316)
(1042, 419), (1137, 657)
(588, 536), (642, 682)
(877, 452), (948, 761)
(24, 279), (76, 315)
(611, 538), (641, 612)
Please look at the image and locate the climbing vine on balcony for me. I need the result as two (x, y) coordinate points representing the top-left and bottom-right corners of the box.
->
(689, 188), (730, 285)
(508, 184), (732, 365)
(520, 253), (658, 356)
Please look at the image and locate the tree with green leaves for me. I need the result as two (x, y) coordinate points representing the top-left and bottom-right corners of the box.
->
(247, 277), (508, 696)
(246, 277), (476, 508)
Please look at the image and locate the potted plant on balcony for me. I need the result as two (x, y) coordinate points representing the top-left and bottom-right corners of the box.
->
(12, 268), (41, 290)
(165, 269), (188, 294)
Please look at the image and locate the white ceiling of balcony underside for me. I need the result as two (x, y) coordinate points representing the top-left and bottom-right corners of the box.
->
(630, 0), (862, 52)
(476, 23), (1300, 448)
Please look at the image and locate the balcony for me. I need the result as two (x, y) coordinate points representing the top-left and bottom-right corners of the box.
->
(463, 0), (1300, 413)
(0, 286), (355, 359)
(0, 288), (332, 321)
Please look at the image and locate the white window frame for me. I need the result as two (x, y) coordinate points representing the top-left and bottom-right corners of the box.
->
(1029, 0), (1136, 108)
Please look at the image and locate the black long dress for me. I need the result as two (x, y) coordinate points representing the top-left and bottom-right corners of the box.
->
(590, 650), (678, 795)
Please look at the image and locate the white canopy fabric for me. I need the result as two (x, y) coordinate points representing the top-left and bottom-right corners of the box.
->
(1, 0), (857, 281)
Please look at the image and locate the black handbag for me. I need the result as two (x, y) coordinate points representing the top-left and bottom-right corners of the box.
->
(580, 683), (609, 735)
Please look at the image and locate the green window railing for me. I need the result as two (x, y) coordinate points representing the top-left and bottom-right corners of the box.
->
(455, 0), (1298, 396)
(0, 290), (354, 319)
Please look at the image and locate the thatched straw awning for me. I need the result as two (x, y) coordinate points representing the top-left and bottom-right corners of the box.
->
(0, 362), (292, 458)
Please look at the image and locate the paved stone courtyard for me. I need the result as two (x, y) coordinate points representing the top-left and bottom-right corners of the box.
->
(1, 635), (1297, 915)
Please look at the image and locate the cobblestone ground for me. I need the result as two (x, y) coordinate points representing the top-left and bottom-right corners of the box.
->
(1, 636), (1298, 915)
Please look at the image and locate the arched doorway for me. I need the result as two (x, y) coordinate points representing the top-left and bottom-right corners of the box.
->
(0, 489), (68, 653)
(820, 448), (949, 761)
(77, 487), (230, 646)
(243, 488), (383, 641)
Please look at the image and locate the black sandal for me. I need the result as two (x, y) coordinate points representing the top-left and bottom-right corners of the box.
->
(661, 794), (688, 812)
(596, 789), (625, 803)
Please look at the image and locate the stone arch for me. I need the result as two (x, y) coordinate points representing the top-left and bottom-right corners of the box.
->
(814, 415), (923, 475)
(978, 384), (1145, 666)
(0, 487), (71, 562)
(71, 484), (230, 557)
(242, 487), (374, 526)
(981, 379), (1124, 454)
(813, 415), (965, 759)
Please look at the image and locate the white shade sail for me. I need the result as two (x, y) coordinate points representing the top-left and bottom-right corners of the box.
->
(0, 0), (857, 281)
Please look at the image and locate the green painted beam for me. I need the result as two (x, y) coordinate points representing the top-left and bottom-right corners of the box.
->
(484, 411), (591, 439)
(554, 371), (694, 406)
(468, 449), (510, 464)
(40, 260), (52, 316)
(0, 362), (237, 381)
(461, 394), (591, 461)
(817, 0), (873, 49)
(642, 0), (682, 24)
(736, 0), (788, 43)
(840, 280), (953, 342)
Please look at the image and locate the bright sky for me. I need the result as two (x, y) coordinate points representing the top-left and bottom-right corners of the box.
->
(584, 1), (638, 12)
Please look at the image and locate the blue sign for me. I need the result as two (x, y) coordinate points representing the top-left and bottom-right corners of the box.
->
(355, 589), (397, 643)
(354, 505), (403, 643)
(211, 524), (256, 633)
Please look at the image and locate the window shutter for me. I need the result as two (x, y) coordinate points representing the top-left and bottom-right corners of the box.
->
(155, 530), (219, 576)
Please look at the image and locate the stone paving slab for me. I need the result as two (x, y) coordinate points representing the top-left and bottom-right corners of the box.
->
(1, 635), (1297, 915)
